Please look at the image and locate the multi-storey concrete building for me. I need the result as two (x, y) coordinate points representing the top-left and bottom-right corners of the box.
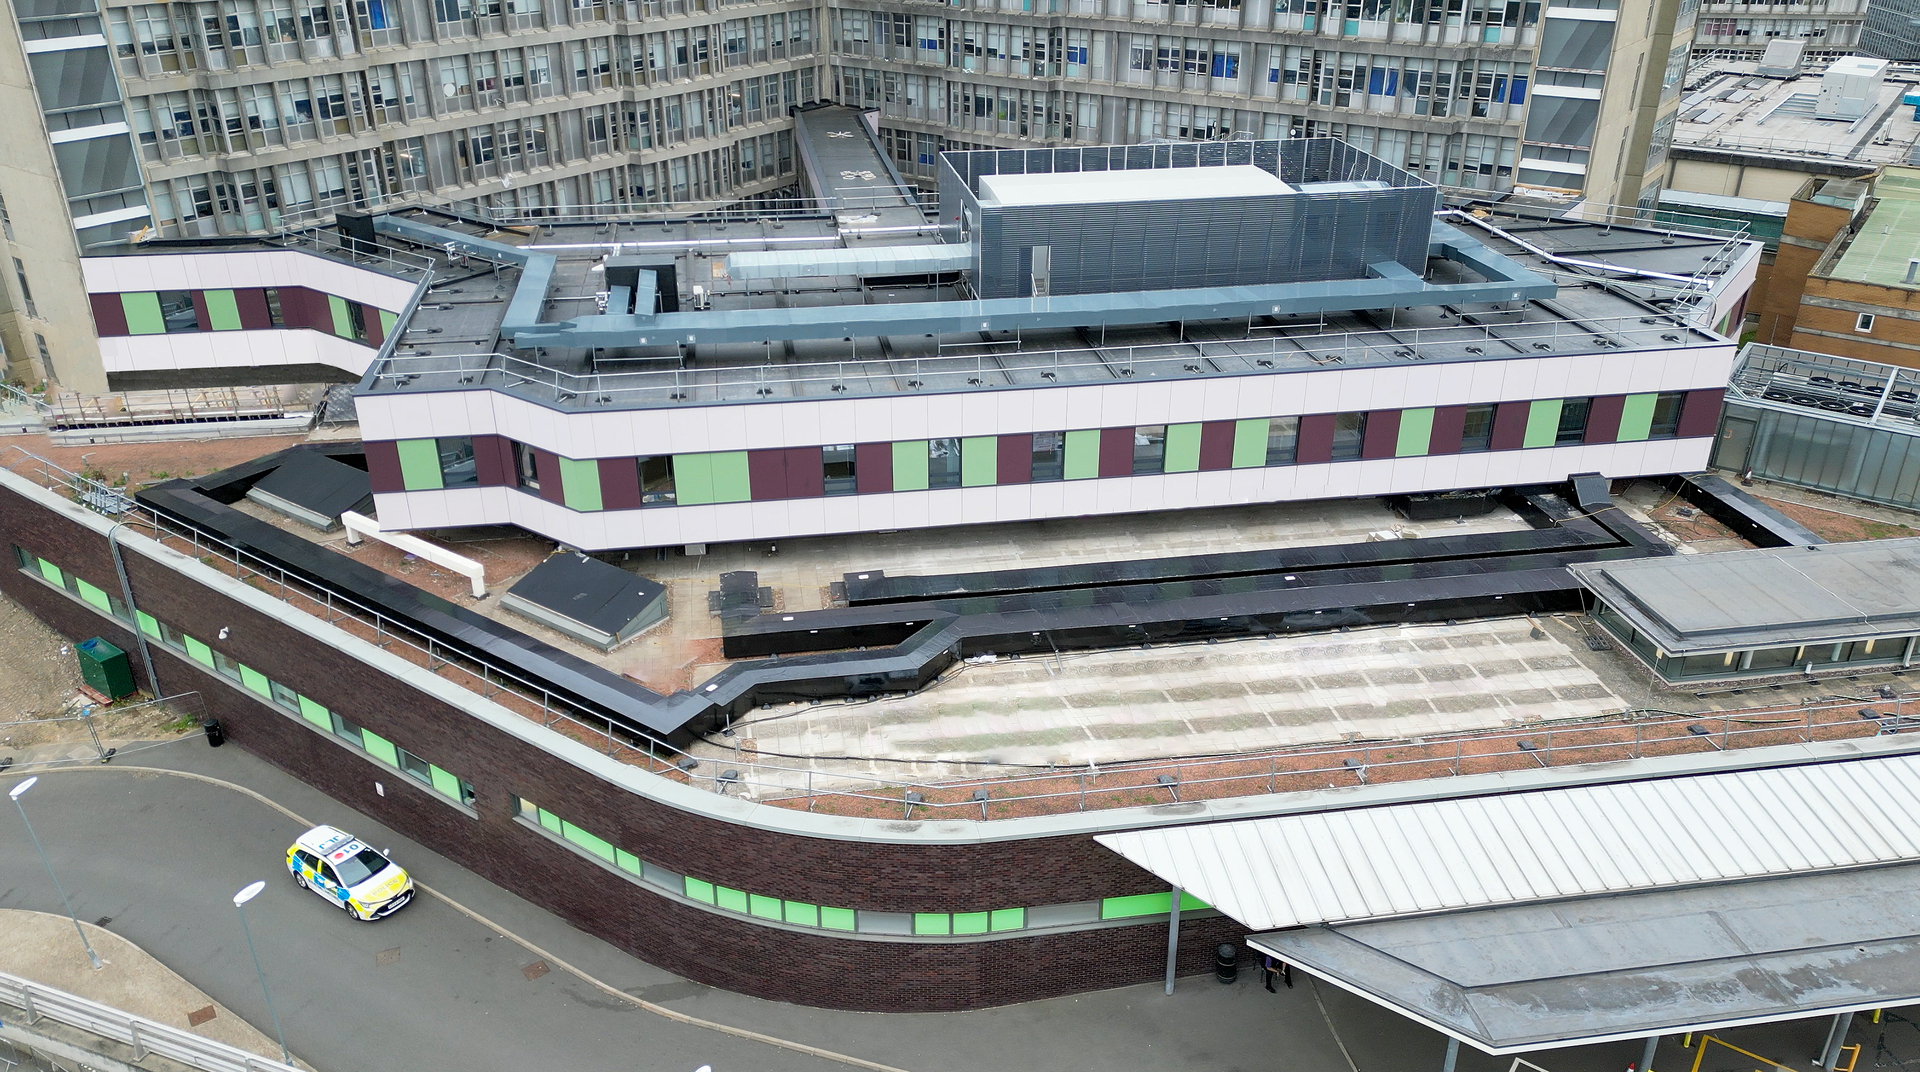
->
(1691, 0), (1866, 59)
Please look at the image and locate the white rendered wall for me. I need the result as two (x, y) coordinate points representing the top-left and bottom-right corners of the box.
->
(97, 329), (376, 378)
(371, 437), (1717, 550)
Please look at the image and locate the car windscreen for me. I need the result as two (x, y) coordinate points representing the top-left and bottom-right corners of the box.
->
(334, 848), (390, 887)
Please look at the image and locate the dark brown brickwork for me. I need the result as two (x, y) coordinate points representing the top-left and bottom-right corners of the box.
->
(0, 481), (1244, 1011)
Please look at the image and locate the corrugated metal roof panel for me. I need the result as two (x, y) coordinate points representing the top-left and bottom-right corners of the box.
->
(1095, 753), (1920, 930)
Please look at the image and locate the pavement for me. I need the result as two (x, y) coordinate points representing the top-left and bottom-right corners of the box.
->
(0, 734), (1898, 1072)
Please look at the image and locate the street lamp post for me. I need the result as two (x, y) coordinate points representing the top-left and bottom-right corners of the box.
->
(232, 881), (291, 1067)
(8, 776), (102, 970)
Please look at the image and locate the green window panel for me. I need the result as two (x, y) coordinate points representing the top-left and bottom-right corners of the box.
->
(75, 578), (112, 612)
(784, 901), (820, 927)
(558, 456), (603, 511)
(1523, 399), (1563, 449)
(749, 894), (783, 921)
(561, 820), (615, 862)
(820, 906), (857, 931)
(361, 729), (401, 766)
(989, 908), (1025, 931)
(1396, 408), (1435, 457)
(379, 310), (398, 336)
(1064, 429), (1103, 479)
(327, 295), (354, 338)
(121, 292), (165, 335)
(36, 558), (62, 585)
(296, 695), (331, 730)
(1617, 393), (1658, 442)
(673, 452), (751, 505)
(1100, 891), (1209, 920)
(684, 878), (716, 903)
(394, 439), (444, 491)
(202, 289), (242, 331)
(614, 848), (642, 875)
(961, 436), (997, 486)
(136, 611), (161, 639)
(913, 913), (951, 935)
(238, 665), (272, 697)
(708, 452), (750, 503)
(715, 886), (749, 913)
(1231, 419), (1268, 468)
(537, 807), (563, 834)
(892, 440), (929, 491)
(1163, 423), (1203, 473)
(429, 764), (462, 798)
(184, 636), (215, 667)
(952, 911), (990, 935)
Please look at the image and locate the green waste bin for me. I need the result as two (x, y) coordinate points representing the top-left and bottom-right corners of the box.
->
(76, 637), (136, 699)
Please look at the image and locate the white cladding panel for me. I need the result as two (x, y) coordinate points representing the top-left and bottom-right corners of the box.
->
(80, 249), (418, 311)
(98, 330), (375, 377)
(1094, 753), (1920, 931)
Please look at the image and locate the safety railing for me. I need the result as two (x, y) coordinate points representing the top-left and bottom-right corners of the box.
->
(0, 970), (299, 1072)
(367, 312), (1717, 408)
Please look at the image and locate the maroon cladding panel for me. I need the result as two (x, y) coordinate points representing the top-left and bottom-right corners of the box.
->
(473, 435), (516, 487)
(363, 303), (385, 347)
(1676, 388), (1724, 439)
(996, 435), (1032, 484)
(1427, 406), (1467, 455)
(1585, 395), (1627, 444)
(189, 291), (213, 332)
(233, 289), (272, 330)
(1490, 401), (1531, 452)
(784, 446), (824, 498)
(534, 449), (566, 504)
(599, 457), (642, 510)
(1360, 409), (1401, 460)
(748, 449), (790, 500)
(364, 441), (405, 493)
(1198, 421), (1236, 471)
(283, 288), (326, 332)
(1097, 428), (1133, 478)
(855, 443), (893, 494)
(1295, 413), (1336, 464)
(88, 293), (128, 337)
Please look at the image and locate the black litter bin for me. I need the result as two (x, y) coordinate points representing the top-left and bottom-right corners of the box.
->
(1214, 943), (1238, 984)
(202, 719), (226, 747)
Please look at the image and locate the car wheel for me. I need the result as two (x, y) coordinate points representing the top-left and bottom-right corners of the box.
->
(294, 870), (310, 891)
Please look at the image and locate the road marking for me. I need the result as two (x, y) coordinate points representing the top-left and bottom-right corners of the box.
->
(29, 764), (916, 1072)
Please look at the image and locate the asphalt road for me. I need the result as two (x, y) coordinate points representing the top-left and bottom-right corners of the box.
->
(0, 739), (1872, 1072)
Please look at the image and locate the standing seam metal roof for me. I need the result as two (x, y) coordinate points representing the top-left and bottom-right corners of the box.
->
(1094, 752), (1920, 931)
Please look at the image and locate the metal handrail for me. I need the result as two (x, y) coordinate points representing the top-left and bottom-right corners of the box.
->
(367, 312), (1717, 408)
(0, 970), (299, 1072)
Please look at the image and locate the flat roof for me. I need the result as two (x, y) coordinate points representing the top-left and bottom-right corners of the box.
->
(975, 165), (1293, 206)
(1568, 538), (1920, 653)
(505, 552), (664, 634)
(1671, 60), (1920, 167)
(1829, 168), (1920, 287)
(1249, 861), (1920, 1053)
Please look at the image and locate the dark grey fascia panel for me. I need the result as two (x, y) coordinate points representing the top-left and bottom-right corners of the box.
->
(479, 222), (1554, 350)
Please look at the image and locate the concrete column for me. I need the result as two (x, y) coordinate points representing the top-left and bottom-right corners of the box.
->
(1821, 1012), (1855, 1071)
(1164, 885), (1181, 996)
(1442, 1036), (1460, 1072)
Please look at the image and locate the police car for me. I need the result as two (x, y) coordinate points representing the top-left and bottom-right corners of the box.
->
(285, 825), (414, 921)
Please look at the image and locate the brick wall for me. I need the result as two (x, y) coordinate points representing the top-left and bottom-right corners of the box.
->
(0, 481), (1244, 1010)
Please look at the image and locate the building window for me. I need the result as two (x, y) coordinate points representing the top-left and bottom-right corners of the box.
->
(1330, 413), (1368, 461)
(514, 441), (540, 490)
(927, 438), (961, 488)
(638, 456), (675, 505)
(12, 258), (36, 318)
(347, 301), (368, 341)
(0, 193), (12, 241)
(263, 287), (284, 326)
(1556, 398), (1592, 445)
(157, 290), (199, 333)
(1266, 417), (1299, 465)
(437, 437), (478, 487)
(1648, 392), (1685, 439)
(1133, 425), (1166, 474)
(1031, 432), (1064, 482)
(822, 443), (857, 495)
(1459, 404), (1497, 453)
(34, 334), (50, 372)
(1856, 313), (1876, 334)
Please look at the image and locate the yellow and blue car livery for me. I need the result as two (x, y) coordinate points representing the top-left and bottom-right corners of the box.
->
(286, 824), (414, 921)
